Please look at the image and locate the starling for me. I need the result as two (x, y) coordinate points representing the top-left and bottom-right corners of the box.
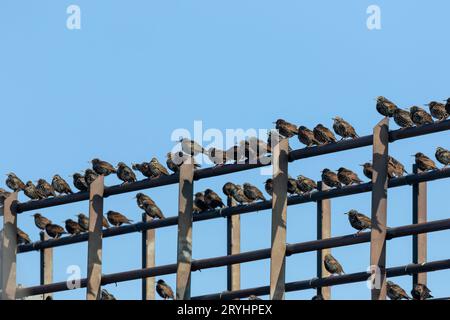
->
(393, 108), (414, 129)
(231, 185), (252, 205)
(76, 213), (89, 231)
(102, 216), (111, 229)
(33, 213), (52, 231)
(287, 177), (300, 195)
(193, 202), (202, 213)
(376, 96), (398, 117)
(311, 294), (324, 300)
(52, 175), (73, 195)
(156, 279), (174, 300)
(64, 219), (84, 235)
(388, 156), (407, 177)
(298, 126), (321, 147)
(149, 158), (170, 178)
(435, 147), (450, 167)
(321, 169), (341, 189)
(410, 106), (434, 126)
(37, 179), (56, 198)
(84, 169), (99, 186)
(72, 173), (88, 192)
(101, 289), (116, 300)
(137, 194), (165, 220)
(239, 140), (258, 163)
(414, 152), (438, 171)
(179, 138), (206, 156)
(24, 181), (45, 200)
(267, 130), (294, 153)
(222, 182), (237, 199)
(274, 119), (298, 138)
(386, 281), (411, 300)
(0, 188), (11, 204)
(324, 254), (344, 275)
(296, 175), (317, 194)
(45, 223), (67, 239)
(5, 173), (26, 192)
(264, 179), (273, 197)
(445, 98), (450, 115)
(166, 152), (200, 173)
(337, 167), (363, 186)
(427, 101), (449, 121)
(248, 295), (262, 301)
(117, 162), (137, 184)
(204, 189), (225, 209)
(360, 163), (373, 180)
(243, 183), (267, 202)
(92, 158), (117, 176)
(313, 124), (337, 144)
(345, 210), (371, 233)
(247, 136), (271, 157)
(225, 145), (242, 164)
(17, 228), (32, 244)
(411, 283), (433, 300)
(136, 192), (156, 208)
(207, 147), (228, 166)
(107, 210), (133, 227)
(132, 162), (153, 178)
(194, 192), (209, 212)
(332, 117), (359, 140)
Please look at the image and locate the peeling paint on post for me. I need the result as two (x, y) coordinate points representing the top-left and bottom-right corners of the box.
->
(412, 164), (427, 287)
(40, 232), (53, 300)
(1, 192), (18, 300)
(142, 213), (155, 300)
(316, 181), (331, 299)
(227, 197), (240, 295)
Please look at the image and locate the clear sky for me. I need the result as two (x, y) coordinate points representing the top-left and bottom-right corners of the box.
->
(1, 1), (449, 300)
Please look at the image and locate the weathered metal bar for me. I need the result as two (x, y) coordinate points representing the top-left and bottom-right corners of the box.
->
(412, 165), (427, 287)
(176, 163), (194, 300)
(86, 176), (104, 300)
(142, 213), (155, 300)
(226, 197), (240, 294)
(316, 182), (331, 299)
(40, 231), (53, 300)
(370, 118), (389, 300)
(1, 192), (18, 300)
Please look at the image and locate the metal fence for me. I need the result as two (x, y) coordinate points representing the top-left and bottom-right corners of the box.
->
(1, 118), (450, 300)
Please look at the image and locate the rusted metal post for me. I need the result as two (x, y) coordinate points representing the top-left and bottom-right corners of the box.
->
(176, 163), (194, 300)
(270, 138), (289, 300)
(227, 197), (240, 295)
(142, 213), (155, 300)
(1, 192), (18, 300)
(40, 231), (53, 300)
(316, 181), (331, 299)
(412, 164), (427, 286)
(86, 176), (104, 300)
(370, 117), (389, 300)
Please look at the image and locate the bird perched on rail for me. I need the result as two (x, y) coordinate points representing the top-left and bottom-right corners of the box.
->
(337, 167), (363, 186)
(414, 152), (438, 171)
(247, 136), (271, 158)
(45, 223), (67, 239)
(427, 101), (449, 121)
(33, 213), (52, 231)
(393, 108), (414, 129)
(17, 228), (32, 244)
(243, 183), (267, 202)
(149, 158), (170, 179)
(72, 173), (88, 192)
(345, 210), (372, 234)
(179, 138), (206, 156)
(194, 192), (209, 212)
(0, 188), (11, 204)
(84, 169), (99, 186)
(116, 162), (137, 184)
(92, 158), (117, 176)
(37, 179), (56, 198)
(166, 151), (200, 173)
(101, 289), (117, 300)
(388, 156), (408, 177)
(132, 162), (153, 179)
(156, 279), (174, 300)
(435, 147), (450, 167)
(204, 189), (225, 209)
(207, 147), (229, 166)
(222, 182), (237, 200)
(64, 219), (84, 235)
(387, 281), (411, 300)
(136, 193), (165, 219)
(298, 126), (321, 147)
(264, 179), (273, 197)
(411, 283), (433, 300)
(107, 210), (133, 227)
(321, 169), (341, 189)
(376, 96), (398, 117)
(274, 119), (298, 139)
(332, 117), (359, 140)
(76, 213), (89, 232)
(287, 177), (301, 195)
(52, 175), (73, 195)
(409, 106), (434, 126)
(24, 181), (45, 201)
(239, 140), (259, 163)
(324, 254), (344, 276)
(296, 175), (317, 194)
(231, 184), (252, 205)
(445, 98), (450, 115)
(6, 172), (26, 192)
(360, 163), (374, 180)
(313, 124), (337, 145)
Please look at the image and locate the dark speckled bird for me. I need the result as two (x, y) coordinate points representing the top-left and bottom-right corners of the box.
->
(76, 213), (89, 231)
(435, 147), (450, 167)
(445, 98), (450, 115)
(132, 162), (153, 179)
(204, 189), (225, 209)
(231, 185), (251, 205)
(313, 124), (337, 144)
(222, 182), (237, 200)
(141, 198), (165, 219)
(194, 192), (209, 212)
(337, 167), (363, 186)
(17, 228), (32, 244)
(360, 163), (373, 180)
(64, 219), (84, 235)
(84, 169), (99, 186)
(24, 181), (45, 200)
(345, 210), (371, 234)
(117, 162), (137, 184)
(298, 126), (321, 147)
(52, 175), (73, 195)
(0, 188), (11, 204)
(72, 173), (88, 192)
(287, 177), (300, 195)
(166, 152), (200, 173)
(156, 279), (174, 300)
(264, 179), (273, 197)
(6, 173), (26, 192)
(332, 117), (359, 140)
(92, 158), (117, 176)
(376, 96), (398, 117)
(411, 283), (433, 300)
(45, 223), (67, 239)
(410, 106), (434, 126)
(107, 210), (133, 227)
(414, 152), (438, 171)
(179, 138), (206, 156)
(393, 108), (414, 129)
(324, 254), (344, 275)
(149, 158), (170, 179)
(136, 192), (155, 208)
(243, 183), (266, 202)
(274, 119), (298, 138)
(37, 179), (56, 198)
(387, 281), (411, 300)
(296, 175), (317, 194)
(101, 289), (116, 300)
(427, 101), (448, 121)
(388, 156), (407, 177)
(33, 213), (52, 231)
(321, 169), (341, 189)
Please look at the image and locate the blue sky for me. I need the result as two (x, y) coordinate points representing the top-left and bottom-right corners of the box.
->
(1, 0), (449, 300)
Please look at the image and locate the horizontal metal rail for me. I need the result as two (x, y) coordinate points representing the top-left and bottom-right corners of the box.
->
(14, 216), (450, 298)
(17, 167), (450, 253)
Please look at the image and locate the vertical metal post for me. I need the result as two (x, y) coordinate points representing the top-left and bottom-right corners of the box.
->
(176, 163), (194, 300)
(142, 213), (155, 300)
(316, 181), (331, 300)
(1, 192), (18, 300)
(86, 176), (104, 300)
(227, 197), (240, 295)
(40, 231), (53, 300)
(412, 164), (427, 286)
(370, 117), (389, 300)
(270, 138), (288, 300)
